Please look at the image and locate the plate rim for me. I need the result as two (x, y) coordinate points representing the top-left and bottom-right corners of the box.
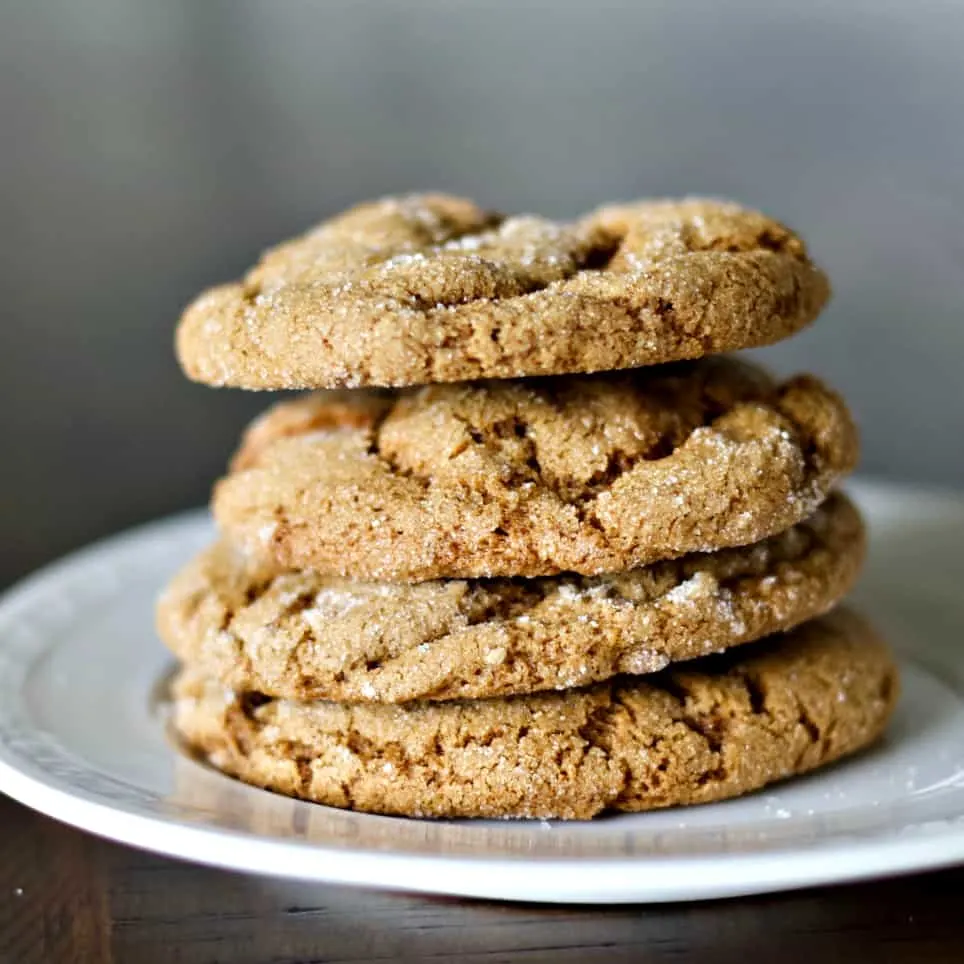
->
(1, 476), (963, 903)
(2, 740), (964, 903)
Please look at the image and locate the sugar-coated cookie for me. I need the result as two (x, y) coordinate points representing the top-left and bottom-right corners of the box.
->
(160, 494), (863, 702)
(172, 608), (897, 820)
(177, 194), (829, 389)
(215, 357), (858, 581)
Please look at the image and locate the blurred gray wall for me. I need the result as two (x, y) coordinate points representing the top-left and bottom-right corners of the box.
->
(2, 0), (963, 585)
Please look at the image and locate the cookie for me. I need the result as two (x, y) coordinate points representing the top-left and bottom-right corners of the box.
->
(159, 493), (863, 703)
(214, 356), (858, 581)
(171, 608), (898, 820)
(176, 194), (829, 389)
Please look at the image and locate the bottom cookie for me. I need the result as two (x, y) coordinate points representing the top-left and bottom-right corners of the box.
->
(171, 608), (898, 820)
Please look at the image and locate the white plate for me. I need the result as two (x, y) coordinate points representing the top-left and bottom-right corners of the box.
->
(0, 480), (963, 904)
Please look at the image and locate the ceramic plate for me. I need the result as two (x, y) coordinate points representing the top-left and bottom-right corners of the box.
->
(0, 480), (963, 904)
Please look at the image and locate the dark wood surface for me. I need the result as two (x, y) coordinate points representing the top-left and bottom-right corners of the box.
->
(1, 795), (961, 964)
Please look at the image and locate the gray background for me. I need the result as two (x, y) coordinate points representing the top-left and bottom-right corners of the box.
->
(2, 0), (963, 586)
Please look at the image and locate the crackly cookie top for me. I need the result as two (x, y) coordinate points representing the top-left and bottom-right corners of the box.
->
(213, 356), (859, 581)
(171, 608), (897, 819)
(160, 494), (863, 702)
(176, 194), (830, 389)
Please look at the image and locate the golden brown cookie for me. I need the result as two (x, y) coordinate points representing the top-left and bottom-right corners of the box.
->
(214, 357), (858, 581)
(159, 494), (863, 703)
(171, 608), (898, 820)
(176, 194), (829, 389)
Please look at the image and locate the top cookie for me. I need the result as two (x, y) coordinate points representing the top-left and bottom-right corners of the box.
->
(176, 194), (830, 389)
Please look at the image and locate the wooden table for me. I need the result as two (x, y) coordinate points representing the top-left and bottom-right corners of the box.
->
(1, 795), (961, 964)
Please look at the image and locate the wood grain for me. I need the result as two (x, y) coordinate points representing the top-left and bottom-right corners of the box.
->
(0, 795), (961, 964)
(0, 798), (111, 964)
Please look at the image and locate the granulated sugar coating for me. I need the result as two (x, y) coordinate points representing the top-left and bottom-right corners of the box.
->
(171, 608), (897, 820)
(175, 194), (829, 389)
(214, 356), (858, 581)
(163, 188), (895, 824)
(158, 493), (863, 703)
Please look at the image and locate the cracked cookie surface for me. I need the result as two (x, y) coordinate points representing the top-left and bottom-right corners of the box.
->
(160, 494), (863, 702)
(176, 194), (830, 389)
(214, 356), (858, 581)
(171, 608), (897, 819)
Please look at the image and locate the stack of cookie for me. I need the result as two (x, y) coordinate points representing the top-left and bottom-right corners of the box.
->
(160, 195), (898, 819)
